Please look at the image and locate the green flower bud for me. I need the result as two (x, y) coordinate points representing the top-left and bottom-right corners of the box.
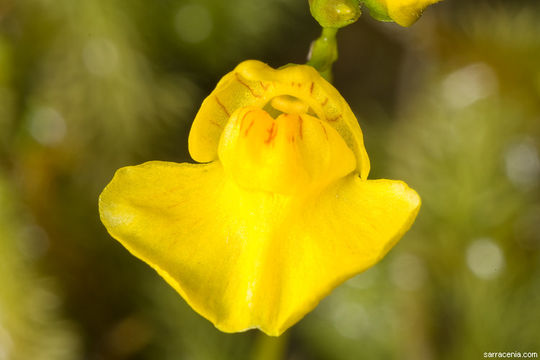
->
(309, 0), (361, 29)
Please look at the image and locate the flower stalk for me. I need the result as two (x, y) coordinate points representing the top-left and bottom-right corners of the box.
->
(251, 332), (289, 360)
(307, 27), (338, 82)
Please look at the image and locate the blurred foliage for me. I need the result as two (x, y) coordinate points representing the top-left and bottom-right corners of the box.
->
(0, 0), (539, 359)
(0, 175), (80, 359)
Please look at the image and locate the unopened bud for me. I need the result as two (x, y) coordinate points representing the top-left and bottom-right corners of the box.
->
(309, 0), (361, 28)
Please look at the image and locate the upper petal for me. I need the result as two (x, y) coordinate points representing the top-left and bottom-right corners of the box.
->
(188, 60), (370, 179)
(99, 161), (420, 336)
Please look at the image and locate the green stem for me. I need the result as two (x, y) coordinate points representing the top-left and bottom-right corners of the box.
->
(307, 27), (338, 82)
(250, 332), (289, 360)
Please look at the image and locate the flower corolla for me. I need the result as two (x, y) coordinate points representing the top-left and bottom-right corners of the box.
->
(99, 60), (421, 336)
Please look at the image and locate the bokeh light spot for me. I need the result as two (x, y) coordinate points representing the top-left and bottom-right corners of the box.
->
(27, 107), (66, 146)
(504, 138), (540, 190)
(466, 238), (505, 280)
(330, 302), (369, 339)
(82, 38), (119, 77)
(389, 253), (427, 291)
(442, 63), (498, 109)
(174, 4), (213, 44)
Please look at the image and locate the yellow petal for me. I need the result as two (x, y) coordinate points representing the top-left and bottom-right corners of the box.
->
(386, 0), (441, 26)
(188, 60), (370, 179)
(99, 161), (420, 336)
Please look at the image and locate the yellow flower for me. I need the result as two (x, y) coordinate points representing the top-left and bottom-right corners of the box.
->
(361, 0), (442, 26)
(99, 60), (421, 336)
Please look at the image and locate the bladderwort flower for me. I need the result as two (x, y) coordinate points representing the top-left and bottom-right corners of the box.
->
(99, 60), (421, 336)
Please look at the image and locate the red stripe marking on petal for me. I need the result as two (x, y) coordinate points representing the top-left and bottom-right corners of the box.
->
(265, 123), (277, 144)
(215, 95), (230, 117)
(235, 73), (262, 98)
(244, 119), (255, 136)
(328, 114), (342, 122)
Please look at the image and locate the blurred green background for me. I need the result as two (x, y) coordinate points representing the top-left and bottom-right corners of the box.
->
(1, 0), (539, 359)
